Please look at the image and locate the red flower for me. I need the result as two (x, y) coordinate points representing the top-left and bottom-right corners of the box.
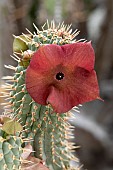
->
(26, 42), (100, 113)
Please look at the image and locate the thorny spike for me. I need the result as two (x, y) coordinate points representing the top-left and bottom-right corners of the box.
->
(71, 29), (78, 35)
(73, 106), (79, 109)
(52, 20), (55, 29)
(16, 99), (23, 103)
(14, 107), (21, 113)
(13, 35), (28, 44)
(14, 51), (22, 56)
(29, 100), (34, 105)
(10, 55), (19, 62)
(54, 161), (61, 168)
(2, 83), (12, 87)
(5, 96), (15, 100)
(22, 33), (32, 40)
(6, 79), (17, 83)
(72, 108), (80, 113)
(13, 53), (21, 59)
(0, 95), (10, 98)
(50, 21), (53, 29)
(72, 31), (80, 39)
(0, 102), (10, 106)
(46, 19), (50, 29)
(68, 29), (73, 34)
(56, 22), (61, 29)
(0, 91), (9, 95)
(4, 65), (16, 71)
(14, 91), (23, 97)
(75, 38), (86, 43)
(83, 40), (87, 43)
(26, 28), (33, 36)
(66, 24), (71, 32)
(33, 23), (40, 33)
(2, 76), (14, 80)
(42, 22), (47, 30)
(61, 21), (64, 28)
(1, 88), (11, 91)
(34, 32), (37, 36)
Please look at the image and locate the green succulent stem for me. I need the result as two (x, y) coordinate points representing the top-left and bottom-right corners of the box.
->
(1, 21), (80, 170)
(9, 62), (76, 169)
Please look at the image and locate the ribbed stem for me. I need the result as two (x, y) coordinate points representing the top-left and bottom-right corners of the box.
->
(1, 21), (81, 170)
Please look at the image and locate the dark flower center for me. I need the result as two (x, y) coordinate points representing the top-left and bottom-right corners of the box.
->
(56, 72), (64, 80)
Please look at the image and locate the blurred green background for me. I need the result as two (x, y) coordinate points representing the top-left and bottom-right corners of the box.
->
(0, 0), (113, 170)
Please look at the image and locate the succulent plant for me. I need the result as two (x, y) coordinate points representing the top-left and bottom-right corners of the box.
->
(0, 21), (99, 170)
(0, 116), (23, 170)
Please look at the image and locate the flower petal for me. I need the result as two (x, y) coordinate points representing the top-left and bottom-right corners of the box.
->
(29, 45), (64, 73)
(47, 69), (99, 113)
(61, 41), (94, 71)
(26, 68), (51, 105)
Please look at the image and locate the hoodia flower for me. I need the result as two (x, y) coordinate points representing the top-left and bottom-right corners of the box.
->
(26, 42), (100, 113)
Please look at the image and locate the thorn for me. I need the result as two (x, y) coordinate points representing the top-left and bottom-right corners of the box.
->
(54, 161), (61, 168)
(1, 88), (11, 91)
(22, 124), (27, 128)
(14, 107), (21, 113)
(5, 95), (15, 100)
(26, 28), (33, 36)
(19, 84), (25, 87)
(10, 55), (19, 62)
(71, 29), (78, 35)
(97, 96), (104, 101)
(72, 108), (80, 113)
(14, 35), (29, 45)
(52, 20), (55, 29)
(68, 125), (75, 129)
(70, 156), (79, 162)
(0, 91), (9, 95)
(23, 148), (35, 153)
(17, 118), (22, 123)
(16, 99), (22, 103)
(4, 105), (11, 109)
(0, 103), (7, 106)
(1, 84), (12, 88)
(14, 91), (23, 97)
(73, 106), (79, 109)
(56, 22), (61, 30)
(29, 100), (34, 105)
(60, 21), (64, 28)
(46, 19), (49, 29)
(22, 33), (31, 40)
(33, 23), (40, 33)
(50, 21), (53, 29)
(5, 79), (17, 83)
(75, 38), (86, 43)
(4, 65), (16, 71)
(42, 22), (46, 30)
(83, 40), (87, 43)
(13, 53), (21, 60)
(5, 83), (13, 87)
(13, 52), (21, 58)
(72, 31), (80, 39)
(68, 29), (73, 34)
(34, 32), (37, 36)
(2, 76), (14, 80)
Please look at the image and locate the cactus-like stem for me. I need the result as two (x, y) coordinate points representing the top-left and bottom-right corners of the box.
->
(4, 62), (78, 169)
(1, 21), (85, 170)
(34, 110), (75, 170)
(0, 129), (23, 170)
